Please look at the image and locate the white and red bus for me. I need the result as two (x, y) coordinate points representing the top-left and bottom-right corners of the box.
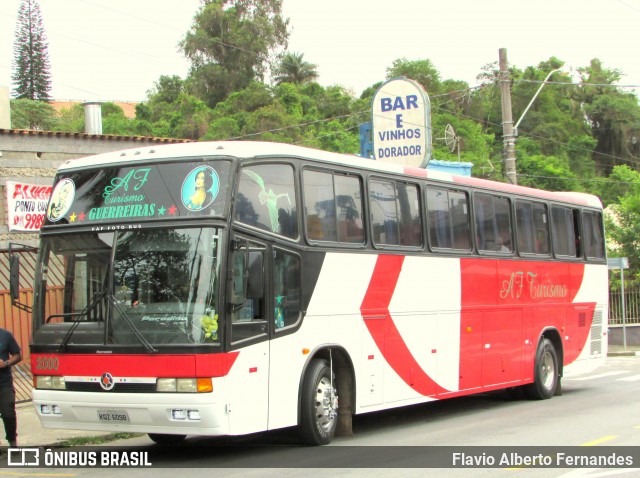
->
(18, 141), (607, 445)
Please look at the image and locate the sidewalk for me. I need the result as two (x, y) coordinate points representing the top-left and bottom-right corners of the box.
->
(14, 404), (114, 448)
(12, 346), (640, 448)
(607, 344), (640, 356)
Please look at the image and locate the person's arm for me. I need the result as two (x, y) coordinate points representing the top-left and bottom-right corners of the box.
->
(5, 351), (22, 368)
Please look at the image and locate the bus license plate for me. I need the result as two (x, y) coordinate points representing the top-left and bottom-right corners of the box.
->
(97, 409), (129, 422)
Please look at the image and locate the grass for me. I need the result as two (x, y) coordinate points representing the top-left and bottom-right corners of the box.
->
(55, 432), (144, 447)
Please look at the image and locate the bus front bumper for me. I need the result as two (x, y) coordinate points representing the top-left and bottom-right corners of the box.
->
(32, 389), (229, 437)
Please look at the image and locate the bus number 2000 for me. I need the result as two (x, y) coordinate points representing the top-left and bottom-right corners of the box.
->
(35, 356), (59, 371)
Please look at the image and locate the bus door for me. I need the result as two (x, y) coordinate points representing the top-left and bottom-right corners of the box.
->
(227, 237), (270, 435)
(482, 308), (524, 386)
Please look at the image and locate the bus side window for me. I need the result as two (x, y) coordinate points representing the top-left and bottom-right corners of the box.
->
(230, 245), (267, 344)
(427, 188), (471, 251)
(474, 193), (511, 253)
(335, 174), (364, 244)
(582, 210), (605, 260)
(370, 179), (421, 247)
(273, 249), (301, 330)
(235, 164), (298, 239)
(516, 200), (549, 255)
(551, 205), (578, 258)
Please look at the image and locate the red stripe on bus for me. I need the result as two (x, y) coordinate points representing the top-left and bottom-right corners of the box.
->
(361, 254), (450, 397)
(31, 352), (240, 378)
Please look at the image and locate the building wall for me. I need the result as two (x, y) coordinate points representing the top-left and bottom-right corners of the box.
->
(0, 87), (9, 129)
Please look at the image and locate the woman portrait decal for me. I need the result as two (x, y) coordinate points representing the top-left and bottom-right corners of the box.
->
(181, 166), (219, 212)
(47, 178), (76, 222)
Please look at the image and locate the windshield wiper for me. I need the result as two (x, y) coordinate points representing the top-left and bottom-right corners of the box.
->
(109, 296), (157, 353)
(58, 288), (107, 352)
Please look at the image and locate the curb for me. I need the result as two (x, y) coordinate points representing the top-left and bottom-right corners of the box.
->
(607, 351), (640, 357)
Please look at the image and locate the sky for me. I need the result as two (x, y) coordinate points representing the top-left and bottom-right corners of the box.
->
(1, 0), (640, 102)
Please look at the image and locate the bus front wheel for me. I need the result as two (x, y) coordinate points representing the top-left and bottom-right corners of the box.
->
(526, 338), (558, 400)
(299, 359), (338, 445)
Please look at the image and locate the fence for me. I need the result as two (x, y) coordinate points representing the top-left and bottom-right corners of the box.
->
(609, 288), (640, 325)
(13, 363), (33, 403)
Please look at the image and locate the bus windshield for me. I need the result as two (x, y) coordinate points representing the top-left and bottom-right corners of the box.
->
(33, 227), (223, 349)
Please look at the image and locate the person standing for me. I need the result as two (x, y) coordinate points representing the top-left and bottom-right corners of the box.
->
(0, 327), (22, 448)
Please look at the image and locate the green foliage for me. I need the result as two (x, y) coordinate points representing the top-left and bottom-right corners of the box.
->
(514, 153), (580, 191)
(598, 165), (640, 206)
(54, 103), (84, 132)
(179, 0), (289, 108)
(386, 58), (442, 94)
(11, 0), (51, 101)
(274, 52), (319, 85)
(575, 59), (640, 176)
(10, 98), (57, 130)
(605, 169), (640, 286)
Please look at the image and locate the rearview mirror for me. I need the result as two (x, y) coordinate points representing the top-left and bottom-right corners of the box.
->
(9, 255), (20, 301)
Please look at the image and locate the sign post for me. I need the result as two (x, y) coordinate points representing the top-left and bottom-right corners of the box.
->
(608, 257), (629, 350)
(371, 77), (431, 168)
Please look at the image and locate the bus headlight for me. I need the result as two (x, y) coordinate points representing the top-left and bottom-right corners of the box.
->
(177, 378), (197, 393)
(156, 378), (212, 393)
(156, 378), (177, 392)
(35, 375), (66, 390)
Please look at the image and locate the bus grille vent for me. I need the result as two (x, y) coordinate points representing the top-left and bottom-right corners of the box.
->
(65, 383), (157, 393)
(578, 312), (586, 327)
(590, 309), (603, 356)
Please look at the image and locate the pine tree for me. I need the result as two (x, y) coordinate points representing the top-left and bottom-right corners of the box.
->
(11, 0), (52, 101)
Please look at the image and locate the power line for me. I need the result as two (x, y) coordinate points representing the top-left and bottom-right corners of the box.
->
(432, 101), (640, 169)
(517, 173), (640, 186)
(615, 0), (640, 14)
(517, 79), (640, 89)
(223, 110), (369, 141)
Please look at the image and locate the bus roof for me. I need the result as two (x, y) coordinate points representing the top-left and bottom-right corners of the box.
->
(57, 140), (602, 209)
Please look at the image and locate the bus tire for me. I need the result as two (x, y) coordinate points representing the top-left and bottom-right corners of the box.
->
(299, 359), (338, 445)
(525, 338), (558, 400)
(148, 433), (187, 445)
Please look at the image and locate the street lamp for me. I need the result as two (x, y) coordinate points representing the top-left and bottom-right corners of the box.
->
(513, 68), (562, 136)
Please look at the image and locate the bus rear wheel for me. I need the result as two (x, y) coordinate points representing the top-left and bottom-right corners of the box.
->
(299, 359), (338, 445)
(525, 338), (558, 400)
(148, 433), (187, 445)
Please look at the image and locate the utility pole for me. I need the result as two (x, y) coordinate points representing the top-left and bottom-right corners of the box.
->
(499, 48), (517, 185)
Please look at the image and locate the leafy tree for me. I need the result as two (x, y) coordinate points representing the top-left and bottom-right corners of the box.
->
(54, 103), (84, 132)
(136, 75), (185, 123)
(179, 0), (289, 107)
(273, 52), (318, 85)
(598, 165), (640, 206)
(605, 166), (640, 287)
(9, 98), (57, 129)
(11, 0), (52, 101)
(575, 59), (640, 175)
(170, 94), (213, 139)
(386, 58), (442, 95)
